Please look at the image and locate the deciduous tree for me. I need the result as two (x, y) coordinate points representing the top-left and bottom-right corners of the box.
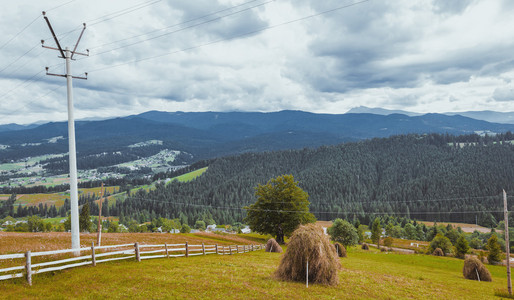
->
(244, 174), (315, 244)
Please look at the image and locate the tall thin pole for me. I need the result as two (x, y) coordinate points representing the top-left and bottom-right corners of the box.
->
(504, 189), (511, 295)
(97, 182), (104, 246)
(42, 12), (88, 255)
(65, 47), (80, 254)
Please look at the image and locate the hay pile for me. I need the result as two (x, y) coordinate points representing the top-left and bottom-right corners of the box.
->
(463, 256), (492, 281)
(433, 248), (444, 256)
(333, 242), (347, 258)
(265, 238), (283, 253)
(361, 243), (369, 250)
(275, 224), (341, 285)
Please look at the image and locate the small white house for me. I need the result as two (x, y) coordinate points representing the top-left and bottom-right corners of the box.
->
(1, 220), (13, 227)
(206, 224), (216, 231)
(241, 226), (251, 234)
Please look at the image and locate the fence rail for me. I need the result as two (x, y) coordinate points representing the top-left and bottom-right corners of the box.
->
(0, 242), (265, 285)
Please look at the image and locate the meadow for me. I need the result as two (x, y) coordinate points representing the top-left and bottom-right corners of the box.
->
(0, 232), (508, 299)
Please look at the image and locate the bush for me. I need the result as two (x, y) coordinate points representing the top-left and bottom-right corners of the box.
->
(463, 256), (492, 281)
(180, 224), (191, 233)
(383, 236), (393, 247)
(275, 224), (340, 286)
(328, 219), (358, 248)
(432, 248), (444, 256)
(429, 234), (452, 255)
(361, 243), (369, 250)
(333, 242), (347, 258)
(265, 238), (283, 253)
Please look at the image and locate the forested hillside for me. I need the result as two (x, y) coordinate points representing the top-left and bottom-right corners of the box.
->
(112, 133), (514, 227)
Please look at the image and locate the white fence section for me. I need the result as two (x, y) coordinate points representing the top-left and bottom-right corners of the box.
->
(0, 242), (265, 285)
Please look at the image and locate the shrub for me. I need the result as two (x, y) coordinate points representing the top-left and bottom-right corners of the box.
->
(429, 234), (452, 255)
(333, 242), (346, 258)
(432, 248), (444, 256)
(275, 224), (340, 285)
(463, 256), (492, 281)
(328, 219), (358, 248)
(383, 236), (393, 247)
(380, 247), (387, 252)
(362, 243), (369, 250)
(265, 238), (283, 253)
(180, 224), (191, 233)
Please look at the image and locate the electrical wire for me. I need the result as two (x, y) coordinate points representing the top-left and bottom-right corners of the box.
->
(88, 0), (370, 73)
(88, 0), (270, 51)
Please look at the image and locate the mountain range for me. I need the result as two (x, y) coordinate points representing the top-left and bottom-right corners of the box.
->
(347, 106), (514, 124)
(1, 110), (514, 163)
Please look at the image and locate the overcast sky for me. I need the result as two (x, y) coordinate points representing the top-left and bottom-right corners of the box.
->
(0, 0), (513, 124)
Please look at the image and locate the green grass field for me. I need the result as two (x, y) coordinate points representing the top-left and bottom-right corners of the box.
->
(172, 167), (208, 182)
(1, 242), (507, 299)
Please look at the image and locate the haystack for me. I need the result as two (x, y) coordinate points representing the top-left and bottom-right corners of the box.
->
(433, 248), (444, 256)
(463, 256), (492, 281)
(333, 242), (347, 258)
(265, 238), (283, 253)
(275, 224), (340, 286)
(361, 243), (369, 250)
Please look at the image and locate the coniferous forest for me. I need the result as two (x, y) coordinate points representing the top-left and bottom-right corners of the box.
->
(111, 133), (514, 227)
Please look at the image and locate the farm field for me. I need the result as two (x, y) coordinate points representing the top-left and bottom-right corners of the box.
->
(0, 166), (206, 210)
(0, 234), (508, 299)
(418, 221), (494, 233)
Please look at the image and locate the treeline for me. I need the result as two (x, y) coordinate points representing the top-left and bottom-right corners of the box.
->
(111, 133), (514, 226)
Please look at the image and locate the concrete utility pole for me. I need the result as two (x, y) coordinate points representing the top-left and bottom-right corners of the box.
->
(42, 11), (88, 254)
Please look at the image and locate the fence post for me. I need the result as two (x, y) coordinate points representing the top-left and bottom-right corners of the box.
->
(91, 242), (96, 267)
(202, 243), (205, 255)
(306, 258), (309, 288)
(244, 245), (246, 253)
(229, 246), (232, 255)
(25, 251), (32, 286)
(185, 242), (189, 258)
(165, 243), (169, 258)
(216, 244), (219, 255)
(251, 244), (254, 251)
(135, 243), (141, 262)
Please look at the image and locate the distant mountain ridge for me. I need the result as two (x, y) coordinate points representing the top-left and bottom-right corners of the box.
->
(347, 106), (514, 124)
(1, 110), (514, 163)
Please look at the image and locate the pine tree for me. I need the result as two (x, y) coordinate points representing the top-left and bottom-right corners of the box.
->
(371, 218), (382, 247)
(455, 234), (470, 259)
(79, 203), (92, 232)
(487, 234), (503, 265)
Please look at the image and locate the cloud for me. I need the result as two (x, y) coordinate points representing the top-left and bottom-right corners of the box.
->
(1, 0), (514, 125)
(493, 86), (514, 102)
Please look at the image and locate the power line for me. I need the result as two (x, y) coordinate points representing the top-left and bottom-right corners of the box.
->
(88, 0), (370, 73)
(90, 0), (274, 57)
(52, 0), (164, 41)
(0, 15), (39, 52)
(88, 0), (270, 51)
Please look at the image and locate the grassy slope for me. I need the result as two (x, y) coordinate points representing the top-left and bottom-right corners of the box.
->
(172, 167), (208, 182)
(1, 242), (507, 299)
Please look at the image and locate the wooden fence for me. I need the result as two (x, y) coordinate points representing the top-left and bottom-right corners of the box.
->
(0, 242), (265, 285)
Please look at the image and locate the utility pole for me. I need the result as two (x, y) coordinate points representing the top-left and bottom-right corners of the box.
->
(504, 189), (512, 295)
(41, 11), (88, 254)
(97, 183), (104, 246)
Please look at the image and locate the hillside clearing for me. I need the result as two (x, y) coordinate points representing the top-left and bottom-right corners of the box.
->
(0, 238), (508, 299)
